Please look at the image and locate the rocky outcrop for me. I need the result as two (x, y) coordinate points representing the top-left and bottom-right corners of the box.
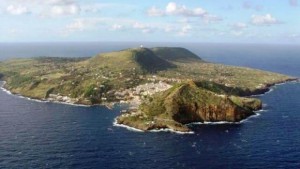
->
(116, 81), (262, 132)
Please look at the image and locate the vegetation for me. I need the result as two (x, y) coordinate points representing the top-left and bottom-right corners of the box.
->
(116, 81), (262, 132)
(152, 47), (203, 62)
(0, 47), (296, 132)
(0, 47), (294, 105)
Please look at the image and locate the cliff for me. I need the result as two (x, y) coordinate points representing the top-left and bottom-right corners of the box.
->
(116, 81), (262, 132)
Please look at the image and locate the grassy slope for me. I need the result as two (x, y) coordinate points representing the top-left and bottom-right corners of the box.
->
(0, 47), (294, 104)
(152, 47), (203, 63)
(116, 81), (262, 132)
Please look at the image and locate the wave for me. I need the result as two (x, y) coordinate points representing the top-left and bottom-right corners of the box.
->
(291, 79), (300, 84)
(44, 100), (91, 107)
(187, 121), (241, 125)
(113, 118), (194, 134)
(113, 119), (144, 132)
(264, 88), (274, 94)
(148, 128), (194, 134)
(239, 113), (261, 122)
(187, 113), (261, 126)
(275, 82), (286, 86)
(251, 79), (299, 97)
(254, 109), (267, 113)
(251, 88), (274, 97)
(1, 87), (12, 95)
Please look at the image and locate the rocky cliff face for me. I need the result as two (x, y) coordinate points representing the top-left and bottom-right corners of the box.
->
(116, 81), (262, 132)
(172, 99), (254, 124)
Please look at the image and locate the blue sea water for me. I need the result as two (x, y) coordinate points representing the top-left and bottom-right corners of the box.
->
(0, 43), (299, 169)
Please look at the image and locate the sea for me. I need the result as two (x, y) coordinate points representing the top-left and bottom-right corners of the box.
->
(0, 42), (299, 169)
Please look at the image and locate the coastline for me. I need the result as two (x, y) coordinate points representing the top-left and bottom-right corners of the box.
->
(113, 110), (264, 135)
(1, 78), (299, 134)
(187, 111), (263, 126)
(113, 78), (299, 134)
(245, 78), (299, 97)
(0, 81), (91, 107)
(1, 77), (298, 107)
(113, 118), (195, 134)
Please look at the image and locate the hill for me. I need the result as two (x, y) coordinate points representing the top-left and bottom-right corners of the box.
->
(89, 48), (176, 73)
(151, 47), (203, 63)
(116, 81), (261, 132)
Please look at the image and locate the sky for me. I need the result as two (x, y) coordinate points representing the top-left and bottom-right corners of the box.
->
(0, 0), (300, 43)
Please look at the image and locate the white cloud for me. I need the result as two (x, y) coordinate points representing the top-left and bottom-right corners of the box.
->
(46, 0), (74, 5)
(48, 4), (80, 16)
(231, 22), (247, 30)
(63, 18), (99, 35)
(133, 22), (147, 29)
(166, 2), (181, 14)
(6, 5), (30, 15)
(251, 14), (280, 26)
(111, 24), (124, 31)
(178, 24), (192, 36)
(3, 0), (80, 17)
(133, 22), (155, 33)
(202, 14), (222, 23)
(64, 20), (85, 35)
(132, 21), (182, 34)
(147, 2), (221, 23)
(166, 2), (207, 17)
(62, 17), (136, 35)
(81, 4), (104, 13)
(2, 0), (74, 6)
(142, 29), (154, 34)
(193, 8), (207, 16)
(147, 6), (165, 17)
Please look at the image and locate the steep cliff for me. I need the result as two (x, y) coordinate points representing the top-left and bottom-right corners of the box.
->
(116, 81), (262, 132)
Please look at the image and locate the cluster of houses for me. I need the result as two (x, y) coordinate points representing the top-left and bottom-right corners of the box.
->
(114, 81), (172, 109)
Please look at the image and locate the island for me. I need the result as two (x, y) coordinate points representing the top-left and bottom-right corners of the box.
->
(0, 47), (297, 133)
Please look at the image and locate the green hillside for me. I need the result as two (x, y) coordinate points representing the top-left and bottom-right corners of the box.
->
(0, 47), (294, 106)
(116, 81), (261, 132)
(89, 48), (175, 73)
(151, 47), (203, 63)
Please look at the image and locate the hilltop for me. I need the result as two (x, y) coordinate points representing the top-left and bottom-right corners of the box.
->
(89, 48), (176, 73)
(152, 47), (203, 63)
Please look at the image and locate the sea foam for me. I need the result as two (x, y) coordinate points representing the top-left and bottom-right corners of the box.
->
(0, 81), (90, 107)
(187, 113), (262, 126)
(113, 119), (144, 132)
(113, 118), (194, 134)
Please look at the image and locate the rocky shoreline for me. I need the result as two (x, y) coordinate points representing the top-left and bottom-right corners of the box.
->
(0, 80), (172, 108)
(114, 78), (299, 133)
(1, 78), (297, 107)
(244, 78), (299, 96)
(0, 78), (300, 107)
(1, 78), (299, 134)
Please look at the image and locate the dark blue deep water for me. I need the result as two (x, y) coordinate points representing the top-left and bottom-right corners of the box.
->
(0, 43), (299, 169)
